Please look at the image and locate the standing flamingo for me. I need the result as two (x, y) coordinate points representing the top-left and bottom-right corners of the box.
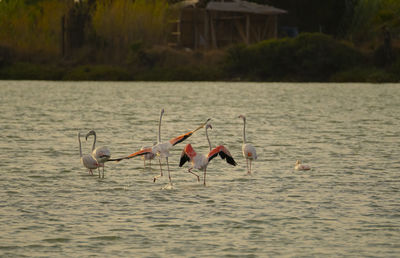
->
(179, 123), (237, 186)
(140, 144), (156, 168)
(109, 109), (210, 185)
(78, 132), (99, 175)
(137, 109), (165, 169)
(294, 160), (311, 170)
(86, 130), (111, 178)
(239, 115), (257, 174)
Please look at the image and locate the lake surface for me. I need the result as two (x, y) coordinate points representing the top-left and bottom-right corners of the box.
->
(1, 81), (399, 257)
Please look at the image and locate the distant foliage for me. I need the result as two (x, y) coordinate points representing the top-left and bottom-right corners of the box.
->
(0, 0), (71, 60)
(348, 0), (400, 45)
(91, 0), (170, 60)
(224, 33), (366, 81)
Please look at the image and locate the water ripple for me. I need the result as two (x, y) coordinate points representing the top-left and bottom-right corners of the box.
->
(1, 82), (400, 257)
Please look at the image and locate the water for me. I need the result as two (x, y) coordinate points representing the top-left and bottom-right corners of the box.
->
(1, 81), (399, 257)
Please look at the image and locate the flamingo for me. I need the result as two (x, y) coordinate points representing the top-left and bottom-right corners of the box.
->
(85, 130), (111, 178)
(140, 143), (156, 168)
(78, 132), (99, 175)
(137, 109), (165, 169)
(238, 115), (257, 174)
(179, 123), (237, 186)
(294, 160), (311, 171)
(109, 109), (210, 185)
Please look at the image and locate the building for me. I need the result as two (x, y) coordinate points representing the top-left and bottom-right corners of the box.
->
(171, 0), (287, 49)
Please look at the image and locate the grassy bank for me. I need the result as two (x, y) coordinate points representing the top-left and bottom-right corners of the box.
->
(0, 33), (399, 82)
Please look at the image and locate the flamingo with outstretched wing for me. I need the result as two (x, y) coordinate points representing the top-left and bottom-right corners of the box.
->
(109, 109), (210, 185)
(179, 123), (237, 186)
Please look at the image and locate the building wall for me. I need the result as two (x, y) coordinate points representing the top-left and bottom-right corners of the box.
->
(179, 8), (279, 49)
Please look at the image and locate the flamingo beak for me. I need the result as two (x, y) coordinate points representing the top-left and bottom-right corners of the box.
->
(193, 118), (211, 133)
(85, 130), (95, 140)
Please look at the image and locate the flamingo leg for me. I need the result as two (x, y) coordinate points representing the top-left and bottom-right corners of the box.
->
(89, 169), (93, 175)
(246, 159), (250, 174)
(203, 168), (207, 186)
(98, 168), (101, 178)
(166, 157), (172, 184)
(102, 165), (105, 179)
(154, 158), (163, 182)
(143, 159), (146, 168)
(249, 160), (252, 174)
(188, 168), (200, 182)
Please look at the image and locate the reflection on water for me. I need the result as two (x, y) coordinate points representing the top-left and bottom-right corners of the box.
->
(0, 81), (399, 257)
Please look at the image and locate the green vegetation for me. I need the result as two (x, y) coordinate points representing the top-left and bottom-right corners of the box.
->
(64, 65), (132, 81)
(0, 0), (71, 61)
(348, 0), (400, 46)
(0, 0), (399, 82)
(224, 33), (368, 82)
(0, 62), (64, 80)
(90, 0), (170, 62)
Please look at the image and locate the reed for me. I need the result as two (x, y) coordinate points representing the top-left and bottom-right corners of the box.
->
(91, 0), (170, 60)
(0, 0), (71, 60)
(348, 0), (400, 45)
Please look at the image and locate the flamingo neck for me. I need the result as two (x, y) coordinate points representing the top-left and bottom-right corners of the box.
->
(78, 134), (83, 157)
(242, 118), (247, 144)
(206, 127), (212, 151)
(158, 111), (163, 143)
(91, 133), (96, 151)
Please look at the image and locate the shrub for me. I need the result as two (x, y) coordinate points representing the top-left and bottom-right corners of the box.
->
(332, 66), (398, 82)
(224, 33), (366, 81)
(64, 65), (132, 81)
(0, 62), (64, 80)
(128, 46), (225, 80)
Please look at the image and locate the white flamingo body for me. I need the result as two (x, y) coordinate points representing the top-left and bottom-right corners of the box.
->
(81, 155), (99, 171)
(242, 143), (257, 160)
(192, 154), (209, 170)
(295, 160), (311, 170)
(239, 115), (257, 174)
(78, 132), (99, 175)
(92, 146), (111, 164)
(152, 141), (172, 158)
(86, 130), (111, 178)
(179, 124), (237, 185)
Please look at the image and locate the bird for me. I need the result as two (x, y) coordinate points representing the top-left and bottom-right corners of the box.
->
(140, 143), (156, 168)
(294, 160), (311, 171)
(78, 132), (99, 175)
(85, 130), (111, 178)
(238, 115), (257, 174)
(179, 123), (237, 186)
(109, 109), (210, 185)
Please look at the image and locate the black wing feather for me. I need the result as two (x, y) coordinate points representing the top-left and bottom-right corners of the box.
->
(173, 133), (192, 146)
(219, 152), (237, 166)
(207, 152), (219, 163)
(179, 151), (191, 167)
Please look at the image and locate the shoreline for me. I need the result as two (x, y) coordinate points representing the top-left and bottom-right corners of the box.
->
(0, 61), (398, 83)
